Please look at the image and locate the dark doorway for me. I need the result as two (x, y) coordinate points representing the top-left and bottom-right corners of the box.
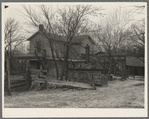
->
(135, 67), (144, 76)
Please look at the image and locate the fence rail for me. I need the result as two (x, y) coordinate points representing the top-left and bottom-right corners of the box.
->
(5, 80), (25, 89)
(68, 68), (108, 72)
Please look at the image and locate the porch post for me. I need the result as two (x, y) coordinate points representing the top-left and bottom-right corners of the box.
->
(40, 63), (43, 76)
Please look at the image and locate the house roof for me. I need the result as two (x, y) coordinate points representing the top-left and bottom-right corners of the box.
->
(27, 31), (40, 41)
(27, 31), (95, 44)
(126, 57), (144, 67)
(14, 54), (85, 62)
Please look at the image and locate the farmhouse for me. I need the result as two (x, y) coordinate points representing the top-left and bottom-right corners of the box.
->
(28, 24), (94, 67)
(13, 25), (144, 78)
(13, 25), (96, 76)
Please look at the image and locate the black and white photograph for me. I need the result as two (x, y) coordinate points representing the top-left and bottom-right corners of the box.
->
(2, 2), (147, 117)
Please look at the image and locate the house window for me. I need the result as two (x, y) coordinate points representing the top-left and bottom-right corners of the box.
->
(37, 61), (40, 69)
(36, 41), (41, 52)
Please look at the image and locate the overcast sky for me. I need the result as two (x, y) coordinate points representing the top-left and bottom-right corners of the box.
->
(2, 2), (146, 38)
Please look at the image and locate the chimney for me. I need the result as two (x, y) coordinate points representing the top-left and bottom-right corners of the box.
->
(39, 24), (44, 32)
(85, 44), (90, 63)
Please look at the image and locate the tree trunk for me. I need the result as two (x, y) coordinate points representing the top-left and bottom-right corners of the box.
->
(53, 59), (59, 80)
(60, 43), (70, 81)
(60, 62), (65, 80)
(65, 45), (70, 81)
(50, 43), (59, 80)
(108, 52), (112, 74)
(6, 52), (11, 95)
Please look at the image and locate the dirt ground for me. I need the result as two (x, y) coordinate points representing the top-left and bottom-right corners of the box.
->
(4, 77), (144, 108)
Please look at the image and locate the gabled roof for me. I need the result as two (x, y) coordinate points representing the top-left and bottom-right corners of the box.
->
(27, 31), (95, 44)
(27, 31), (40, 41)
(126, 57), (144, 67)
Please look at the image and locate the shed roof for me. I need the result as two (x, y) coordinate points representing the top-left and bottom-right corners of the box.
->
(126, 57), (144, 67)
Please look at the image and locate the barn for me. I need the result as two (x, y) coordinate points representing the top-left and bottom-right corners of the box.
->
(126, 57), (144, 76)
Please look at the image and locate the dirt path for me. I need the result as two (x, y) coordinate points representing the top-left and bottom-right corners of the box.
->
(4, 79), (144, 108)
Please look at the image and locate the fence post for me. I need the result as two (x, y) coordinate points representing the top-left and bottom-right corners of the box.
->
(25, 65), (32, 90)
(85, 44), (90, 63)
(6, 52), (11, 95)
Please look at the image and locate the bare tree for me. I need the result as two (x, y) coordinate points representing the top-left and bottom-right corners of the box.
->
(55, 5), (100, 81)
(93, 7), (133, 73)
(15, 42), (29, 54)
(22, 5), (61, 80)
(22, 5), (101, 81)
(128, 23), (145, 62)
(4, 18), (26, 57)
(4, 18), (25, 95)
(126, 5), (145, 62)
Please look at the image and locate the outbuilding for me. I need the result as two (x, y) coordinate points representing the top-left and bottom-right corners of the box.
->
(126, 57), (144, 76)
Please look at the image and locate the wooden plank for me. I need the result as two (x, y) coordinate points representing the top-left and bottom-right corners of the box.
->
(98, 55), (126, 57)
(69, 70), (101, 73)
(11, 83), (25, 88)
(42, 70), (47, 72)
(11, 77), (24, 81)
(30, 69), (40, 72)
(34, 80), (95, 90)
(32, 78), (41, 80)
(68, 69), (108, 73)
(30, 75), (38, 77)
(39, 75), (47, 78)
(33, 78), (45, 81)
(11, 80), (25, 85)
(116, 59), (125, 61)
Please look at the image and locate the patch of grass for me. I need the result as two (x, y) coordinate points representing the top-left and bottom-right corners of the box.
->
(133, 83), (144, 86)
(4, 79), (144, 108)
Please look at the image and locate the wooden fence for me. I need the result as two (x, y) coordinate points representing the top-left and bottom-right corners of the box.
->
(4, 72), (31, 92)
(4, 79), (26, 92)
(68, 68), (108, 84)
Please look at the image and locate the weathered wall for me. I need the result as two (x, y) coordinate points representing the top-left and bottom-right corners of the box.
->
(30, 33), (52, 56)
(30, 33), (66, 58)
(46, 61), (62, 77)
(80, 38), (94, 54)
(69, 44), (81, 59)
(127, 66), (144, 76)
(29, 33), (95, 59)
